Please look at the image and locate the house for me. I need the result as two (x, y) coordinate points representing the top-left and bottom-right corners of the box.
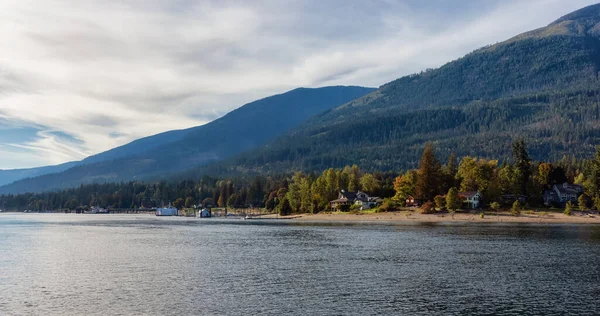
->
(330, 190), (381, 210)
(543, 183), (583, 205)
(198, 209), (211, 218)
(458, 191), (483, 209)
(405, 195), (420, 207)
(501, 194), (528, 205)
(155, 205), (178, 216)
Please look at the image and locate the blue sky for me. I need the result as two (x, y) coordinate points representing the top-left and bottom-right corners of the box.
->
(0, 0), (596, 169)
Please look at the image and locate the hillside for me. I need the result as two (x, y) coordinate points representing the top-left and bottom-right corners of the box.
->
(0, 86), (374, 193)
(185, 4), (600, 176)
(0, 162), (80, 187)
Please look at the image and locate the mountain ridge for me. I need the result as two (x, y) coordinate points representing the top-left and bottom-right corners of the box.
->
(177, 4), (600, 177)
(0, 86), (375, 193)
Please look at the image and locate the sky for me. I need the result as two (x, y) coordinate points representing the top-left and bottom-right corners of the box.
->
(0, 0), (597, 169)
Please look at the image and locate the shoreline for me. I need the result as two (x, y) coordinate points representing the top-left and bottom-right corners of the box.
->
(257, 210), (600, 224)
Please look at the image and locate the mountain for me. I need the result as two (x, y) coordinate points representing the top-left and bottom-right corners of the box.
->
(0, 162), (80, 187)
(0, 127), (197, 187)
(0, 86), (375, 193)
(186, 4), (600, 175)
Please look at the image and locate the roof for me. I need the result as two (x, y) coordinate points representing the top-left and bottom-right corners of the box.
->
(330, 198), (349, 203)
(458, 191), (480, 198)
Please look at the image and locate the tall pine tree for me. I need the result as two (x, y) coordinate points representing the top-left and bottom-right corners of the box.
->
(415, 142), (442, 201)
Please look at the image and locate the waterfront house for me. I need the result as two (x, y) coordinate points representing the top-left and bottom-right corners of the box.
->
(405, 195), (420, 207)
(458, 191), (483, 209)
(543, 183), (583, 206)
(155, 205), (178, 216)
(330, 190), (381, 210)
(198, 209), (211, 218)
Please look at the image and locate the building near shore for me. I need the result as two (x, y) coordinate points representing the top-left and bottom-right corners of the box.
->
(155, 205), (178, 216)
(198, 209), (211, 218)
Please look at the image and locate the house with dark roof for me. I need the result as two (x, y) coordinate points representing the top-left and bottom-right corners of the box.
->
(330, 190), (381, 210)
(543, 183), (583, 206)
(458, 191), (483, 209)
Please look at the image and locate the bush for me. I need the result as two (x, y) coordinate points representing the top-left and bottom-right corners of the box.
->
(420, 201), (435, 214)
(564, 201), (574, 216)
(511, 200), (521, 216)
(490, 202), (500, 212)
(434, 195), (446, 210)
(380, 198), (394, 212)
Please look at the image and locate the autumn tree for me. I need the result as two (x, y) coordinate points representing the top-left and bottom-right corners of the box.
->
(393, 170), (416, 201)
(415, 142), (442, 201)
(173, 198), (184, 209)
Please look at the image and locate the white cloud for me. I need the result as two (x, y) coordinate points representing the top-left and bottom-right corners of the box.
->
(0, 0), (596, 169)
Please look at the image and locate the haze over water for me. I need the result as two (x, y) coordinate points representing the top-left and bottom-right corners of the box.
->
(1, 214), (600, 315)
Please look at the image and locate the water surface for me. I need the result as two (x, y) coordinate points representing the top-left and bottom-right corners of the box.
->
(1, 214), (600, 315)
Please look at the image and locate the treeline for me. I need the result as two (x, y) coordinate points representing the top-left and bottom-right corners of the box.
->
(393, 139), (600, 211)
(0, 169), (396, 214)
(2, 139), (600, 213)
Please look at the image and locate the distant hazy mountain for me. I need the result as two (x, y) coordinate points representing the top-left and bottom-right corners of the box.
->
(0, 162), (80, 187)
(187, 4), (600, 175)
(0, 86), (375, 193)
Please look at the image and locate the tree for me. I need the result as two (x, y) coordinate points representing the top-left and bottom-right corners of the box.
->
(184, 197), (194, 208)
(278, 197), (292, 216)
(512, 138), (531, 195)
(217, 194), (225, 208)
(227, 194), (237, 208)
(393, 171), (416, 201)
(415, 142), (442, 201)
(537, 163), (553, 188)
(445, 187), (461, 211)
(578, 194), (589, 211)
(64, 198), (78, 210)
(591, 146), (600, 197)
(594, 196), (600, 211)
(360, 173), (380, 194)
(511, 200), (521, 216)
(173, 198), (184, 209)
(564, 201), (574, 216)
(201, 198), (214, 208)
(434, 195), (446, 210)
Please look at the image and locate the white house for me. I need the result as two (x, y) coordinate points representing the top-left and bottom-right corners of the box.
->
(156, 205), (178, 216)
(198, 209), (211, 218)
(459, 191), (483, 209)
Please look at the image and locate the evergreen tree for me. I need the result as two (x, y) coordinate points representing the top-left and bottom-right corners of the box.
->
(415, 142), (442, 201)
(512, 138), (531, 195)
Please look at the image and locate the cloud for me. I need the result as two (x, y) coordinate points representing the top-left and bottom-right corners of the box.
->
(0, 0), (596, 169)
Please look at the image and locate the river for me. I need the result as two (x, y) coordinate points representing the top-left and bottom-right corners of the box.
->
(1, 214), (600, 315)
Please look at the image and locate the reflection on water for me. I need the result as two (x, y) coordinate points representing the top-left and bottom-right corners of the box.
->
(1, 214), (600, 315)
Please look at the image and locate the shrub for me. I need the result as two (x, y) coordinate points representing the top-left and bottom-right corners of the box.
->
(380, 198), (394, 212)
(511, 200), (521, 216)
(434, 195), (446, 210)
(578, 194), (589, 211)
(564, 201), (574, 216)
(420, 201), (435, 214)
(490, 202), (500, 212)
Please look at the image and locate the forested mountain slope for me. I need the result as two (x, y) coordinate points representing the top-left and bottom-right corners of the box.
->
(0, 86), (374, 193)
(191, 4), (600, 176)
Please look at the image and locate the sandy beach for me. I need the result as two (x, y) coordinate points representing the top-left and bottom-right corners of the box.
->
(258, 210), (600, 224)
